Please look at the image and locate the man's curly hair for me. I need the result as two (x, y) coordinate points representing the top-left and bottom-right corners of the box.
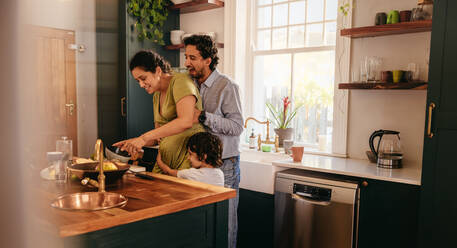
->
(187, 132), (223, 167)
(183, 35), (219, 71)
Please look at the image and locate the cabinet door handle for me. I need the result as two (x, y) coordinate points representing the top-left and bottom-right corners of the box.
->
(427, 102), (436, 138)
(121, 97), (126, 117)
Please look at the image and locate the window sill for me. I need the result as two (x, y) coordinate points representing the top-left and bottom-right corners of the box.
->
(239, 143), (347, 160)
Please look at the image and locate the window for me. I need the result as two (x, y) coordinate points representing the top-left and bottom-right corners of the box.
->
(245, 0), (338, 153)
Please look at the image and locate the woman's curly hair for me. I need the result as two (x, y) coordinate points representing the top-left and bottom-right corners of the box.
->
(183, 35), (219, 71)
(187, 132), (223, 167)
(129, 50), (171, 73)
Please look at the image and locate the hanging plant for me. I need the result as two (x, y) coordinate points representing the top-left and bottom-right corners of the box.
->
(127, 0), (171, 45)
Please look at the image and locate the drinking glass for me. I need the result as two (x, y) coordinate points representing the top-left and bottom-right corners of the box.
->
(407, 63), (420, 81)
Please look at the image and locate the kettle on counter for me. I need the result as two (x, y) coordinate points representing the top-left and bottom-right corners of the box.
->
(367, 129), (403, 169)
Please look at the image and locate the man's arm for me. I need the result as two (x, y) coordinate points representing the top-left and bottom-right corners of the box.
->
(204, 83), (244, 136)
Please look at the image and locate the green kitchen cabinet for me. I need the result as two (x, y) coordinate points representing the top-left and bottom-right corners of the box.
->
(238, 189), (274, 248)
(64, 201), (229, 248)
(357, 178), (420, 248)
(97, 0), (179, 146)
(418, 0), (457, 246)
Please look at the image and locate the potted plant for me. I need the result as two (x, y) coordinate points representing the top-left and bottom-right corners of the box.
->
(127, 0), (171, 45)
(266, 97), (302, 147)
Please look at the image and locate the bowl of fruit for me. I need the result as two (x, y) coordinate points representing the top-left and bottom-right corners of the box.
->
(69, 159), (130, 184)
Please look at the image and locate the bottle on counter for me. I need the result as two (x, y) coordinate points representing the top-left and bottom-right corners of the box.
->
(249, 129), (256, 149)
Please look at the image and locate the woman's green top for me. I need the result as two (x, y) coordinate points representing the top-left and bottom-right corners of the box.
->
(152, 73), (205, 173)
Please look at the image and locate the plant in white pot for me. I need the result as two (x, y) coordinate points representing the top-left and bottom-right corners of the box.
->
(266, 97), (302, 147)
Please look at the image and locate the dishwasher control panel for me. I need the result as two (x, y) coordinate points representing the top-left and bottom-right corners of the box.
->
(293, 183), (332, 201)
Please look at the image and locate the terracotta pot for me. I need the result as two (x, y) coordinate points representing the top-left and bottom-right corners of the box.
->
(274, 128), (294, 147)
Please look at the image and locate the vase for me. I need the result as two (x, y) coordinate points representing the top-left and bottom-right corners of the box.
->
(274, 128), (294, 147)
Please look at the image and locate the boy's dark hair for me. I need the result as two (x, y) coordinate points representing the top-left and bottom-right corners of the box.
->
(187, 132), (223, 167)
(129, 50), (171, 73)
(183, 35), (219, 71)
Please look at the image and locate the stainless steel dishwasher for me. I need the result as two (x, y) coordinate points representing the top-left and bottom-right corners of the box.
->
(274, 169), (359, 248)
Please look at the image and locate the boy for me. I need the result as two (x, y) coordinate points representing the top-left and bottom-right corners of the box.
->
(156, 132), (224, 187)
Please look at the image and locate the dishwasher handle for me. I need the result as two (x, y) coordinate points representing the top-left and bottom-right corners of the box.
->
(292, 193), (331, 206)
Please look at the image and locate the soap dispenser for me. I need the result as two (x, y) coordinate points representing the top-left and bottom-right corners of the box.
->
(249, 129), (256, 149)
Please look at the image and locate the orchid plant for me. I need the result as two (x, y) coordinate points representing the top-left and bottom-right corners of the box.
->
(266, 97), (302, 129)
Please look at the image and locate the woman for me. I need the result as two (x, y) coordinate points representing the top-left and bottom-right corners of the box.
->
(114, 50), (205, 173)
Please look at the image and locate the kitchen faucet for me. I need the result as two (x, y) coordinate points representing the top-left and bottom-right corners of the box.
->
(244, 117), (279, 152)
(81, 139), (106, 192)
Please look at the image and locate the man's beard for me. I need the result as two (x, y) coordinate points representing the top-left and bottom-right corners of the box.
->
(188, 67), (204, 81)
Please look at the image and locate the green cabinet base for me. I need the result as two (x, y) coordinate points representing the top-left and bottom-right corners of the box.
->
(64, 201), (228, 248)
(357, 179), (420, 248)
(238, 189), (274, 248)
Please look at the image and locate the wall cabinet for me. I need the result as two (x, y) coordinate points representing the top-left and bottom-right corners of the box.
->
(419, 0), (457, 246)
(96, 1), (179, 146)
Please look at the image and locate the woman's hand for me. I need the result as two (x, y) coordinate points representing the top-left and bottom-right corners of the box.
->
(113, 136), (146, 155)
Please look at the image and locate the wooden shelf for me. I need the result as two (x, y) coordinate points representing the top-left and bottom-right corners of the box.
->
(164, 43), (224, 50)
(340, 20), (432, 38)
(338, 82), (428, 90)
(169, 0), (224, 14)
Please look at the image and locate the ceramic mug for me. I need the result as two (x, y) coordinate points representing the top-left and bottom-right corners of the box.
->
(375, 12), (387, 25)
(400, 10), (412, 22)
(393, 70), (403, 83)
(381, 71), (393, 83)
(387, 10), (400, 24)
(290, 146), (304, 162)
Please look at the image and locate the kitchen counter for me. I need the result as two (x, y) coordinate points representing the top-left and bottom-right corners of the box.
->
(37, 172), (235, 238)
(272, 154), (422, 185)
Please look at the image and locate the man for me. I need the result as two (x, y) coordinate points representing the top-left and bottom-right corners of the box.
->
(184, 35), (243, 248)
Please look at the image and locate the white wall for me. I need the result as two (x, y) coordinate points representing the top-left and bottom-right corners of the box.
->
(27, 0), (98, 157)
(347, 0), (429, 167)
(179, 8), (225, 72)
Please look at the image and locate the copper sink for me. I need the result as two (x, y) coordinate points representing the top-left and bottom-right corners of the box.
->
(50, 192), (127, 211)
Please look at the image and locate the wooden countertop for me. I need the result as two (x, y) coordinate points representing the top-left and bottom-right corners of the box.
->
(37, 172), (235, 237)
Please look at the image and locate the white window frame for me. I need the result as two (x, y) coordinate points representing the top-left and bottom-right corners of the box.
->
(226, 0), (352, 157)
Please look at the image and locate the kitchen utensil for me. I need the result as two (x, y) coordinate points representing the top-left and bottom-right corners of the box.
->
(170, 30), (185, 45)
(408, 63), (420, 81)
(47, 151), (64, 182)
(283, 140), (294, 155)
(393, 70), (403, 83)
(56, 136), (73, 161)
(134, 172), (155, 180)
(411, 7), (427, 21)
(106, 146), (131, 163)
(387, 10), (400, 24)
(68, 161), (130, 184)
(400, 10), (412, 22)
(363, 56), (382, 82)
(381, 71), (393, 82)
(368, 129), (403, 168)
(290, 146), (304, 162)
(375, 12), (387, 25)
